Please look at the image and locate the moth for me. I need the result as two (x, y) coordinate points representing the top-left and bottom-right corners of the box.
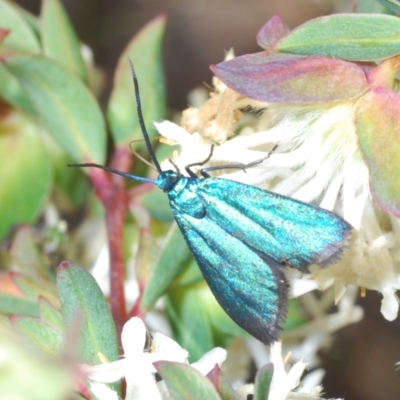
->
(69, 63), (353, 344)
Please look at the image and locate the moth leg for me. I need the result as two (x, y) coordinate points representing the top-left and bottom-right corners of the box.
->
(200, 144), (278, 177)
(185, 145), (215, 178)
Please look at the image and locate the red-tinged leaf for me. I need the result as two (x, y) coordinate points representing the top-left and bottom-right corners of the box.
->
(155, 361), (221, 400)
(0, 29), (10, 41)
(211, 53), (368, 103)
(207, 364), (243, 400)
(355, 87), (400, 216)
(254, 363), (273, 400)
(257, 14), (289, 49)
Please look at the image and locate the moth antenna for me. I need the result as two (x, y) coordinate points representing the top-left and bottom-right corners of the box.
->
(67, 163), (158, 185)
(169, 159), (181, 174)
(128, 59), (162, 174)
(128, 142), (158, 172)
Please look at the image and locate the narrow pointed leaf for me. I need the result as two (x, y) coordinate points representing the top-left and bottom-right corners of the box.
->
(39, 297), (64, 330)
(155, 361), (221, 400)
(41, 0), (88, 83)
(5, 55), (106, 163)
(9, 226), (51, 279)
(0, 0), (40, 53)
(0, 293), (39, 317)
(276, 14), (400, 61)
(377, 0), (400, 14)
(207, 364), (243, 400)
(56, 261), (119, 365)
(167, 284), (213, 362)
(11, 273), (59, 306)
(0, 63), (34, 112)
(141, 222), (191, 311)
(107, 15), (166, 146)
(355, 87), (400, 216)
(10, 316), (64, 357)
(211, 53), (368, 103)
(254, 363), (273, 400)
(14, 3), (40, 36)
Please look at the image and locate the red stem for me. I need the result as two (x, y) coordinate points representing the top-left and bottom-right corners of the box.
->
(90, 147), (132, 340)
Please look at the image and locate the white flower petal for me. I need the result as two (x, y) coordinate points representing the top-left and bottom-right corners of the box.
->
(381, 287), (399, 321)
(85, 359), (126, 383)
(145, 333), (189, 373)
(122, 317), (147, 357)
(299, 369), (325, 393)
(191, 347), (227, 375)
(285, 360), (307, 391)
(290, 278), (318, 298)
(125, 364), (162, 400)
(89, 381), (119, 400)
(151, 332), (189, 362)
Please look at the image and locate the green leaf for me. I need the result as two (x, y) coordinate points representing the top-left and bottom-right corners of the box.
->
(41, 0), (88, 83)
(107, 15), (166, 146)
(0, 63), (34, 112)
(38, 297), (64, 330)
(45, 138), (92, 206)
(0, 293), (39, 317)
(141, 189), (173, 222)
(207, 364), (243, 400)
(176, 258), (203, 287)
(56, 261), (119, 365)
(5, 55), (106, 163)
(9, 226), (51, 279)
(254, 363), (274, 400)
(14, 3), (41, 37)
(376, 0), (400, 14)
(10, 316), (64, 357)
(276, 14), (400, 61)
(167, 283), (213, 362)
(141, 222), (191, 311)
(282, 299), (309, 331)
(202, 287), (248, 341)
(0, 113), (53, 240)
(11, 273), (59, 306)
(155, 361), (221, 400)
(0, 0), (41, 53)
(0, 325), (70, 400)
(133, 226), (159, 287)
(355, 87), (400, 216)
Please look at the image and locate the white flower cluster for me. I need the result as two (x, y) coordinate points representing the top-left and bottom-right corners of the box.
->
(155, 76), (400, 322)
(85, 317), (342, 400)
